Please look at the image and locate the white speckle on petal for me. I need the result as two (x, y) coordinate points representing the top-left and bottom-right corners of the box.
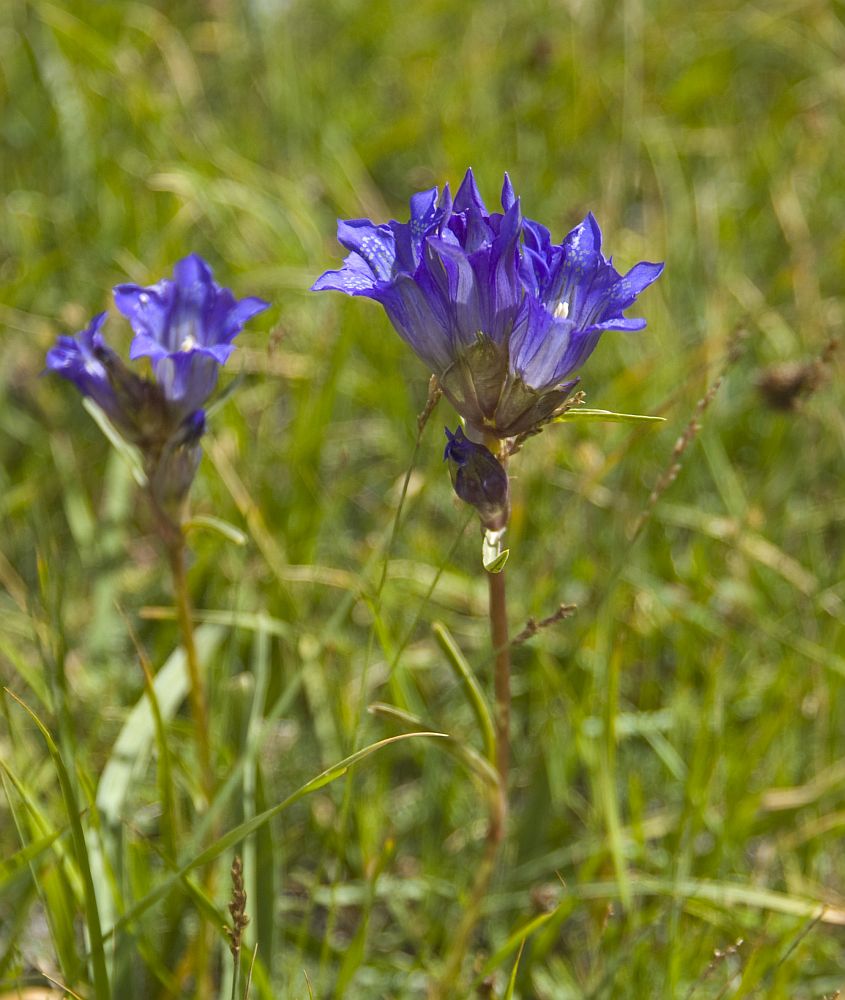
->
(139, 292), (150, 304)
(344, 273), (370, 291)
(180, 335), (197, 351)
(358, 234), (392, 277)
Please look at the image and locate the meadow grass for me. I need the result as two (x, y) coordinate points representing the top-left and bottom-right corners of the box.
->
(1, 0), (844, 996)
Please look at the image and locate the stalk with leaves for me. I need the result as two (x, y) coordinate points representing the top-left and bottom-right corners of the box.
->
(313, 168), (663, 992)
(48, 254), (268, 803)
(46, 255), (268, 992)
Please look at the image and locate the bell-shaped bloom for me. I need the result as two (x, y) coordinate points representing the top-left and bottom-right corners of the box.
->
(444, 426), (510, 530)
(46, 256), (268, 516)
(46, 313), (125, 427)
(114, 254), (269, 418)
(313, 170), (663, 438)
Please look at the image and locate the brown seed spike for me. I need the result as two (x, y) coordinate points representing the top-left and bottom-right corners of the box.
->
(225, 855), (250, 960)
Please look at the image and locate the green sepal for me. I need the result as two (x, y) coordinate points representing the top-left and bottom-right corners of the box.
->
(482, 529), (510, 573)
(82, 397), (147, 485)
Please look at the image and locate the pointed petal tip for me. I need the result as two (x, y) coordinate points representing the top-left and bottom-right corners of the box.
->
(89, 311), (109, 333)
(500, 172), (517, 211)
(310, 271), (341, 293)
(180, 251), (211, 269)
(240, 294), (270, 312)
(174, 253), (214, 284)
(454, 167), (488, 215)
(584, 211), (603, 244)
(622, 259), (665, 294)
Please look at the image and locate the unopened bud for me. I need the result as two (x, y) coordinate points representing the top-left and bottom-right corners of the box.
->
(443, 426), (510, 530)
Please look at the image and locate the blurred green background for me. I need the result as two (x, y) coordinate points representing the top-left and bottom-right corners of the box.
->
(1, 0), (843, 996)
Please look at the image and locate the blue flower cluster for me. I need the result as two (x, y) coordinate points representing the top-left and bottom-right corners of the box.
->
(47, 255), (267, 515)
(313, 169), (663, 439)
(46, 172), (663, 534)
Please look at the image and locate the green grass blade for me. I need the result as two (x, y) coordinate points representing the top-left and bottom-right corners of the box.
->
(369, 702), (498, 787)
(106, 731), (447, 939)
(96, 624), (225, 827)
(6, 689), (111, 998)
(432, 621), (496, 765)
(503, 940), (526, 1000)
(1, 769), (79, 982)
(244, 619), (275, 979)
(476, 909), (558, 984)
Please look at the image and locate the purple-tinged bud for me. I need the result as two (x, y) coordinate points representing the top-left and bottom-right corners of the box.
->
(444, 426), (510, 530)
(147, 410), (206, 522)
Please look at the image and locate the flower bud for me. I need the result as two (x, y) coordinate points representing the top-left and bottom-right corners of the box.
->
(147, 410), (206, 522)
(443, 426), (510, 530)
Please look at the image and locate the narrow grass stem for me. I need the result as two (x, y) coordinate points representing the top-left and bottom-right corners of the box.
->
(164, 535), (218, 998)
(166, 538), (214, 807)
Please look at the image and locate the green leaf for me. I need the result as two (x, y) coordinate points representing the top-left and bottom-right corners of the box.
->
(105, 731), (447, 939)
(368, 702), (499, 787)
(0, 768), (79, 981)
(503, 940), (526, 1000)
(96, 625), (226, 827)
(432, 622), (496, 765)
(483, 547), (510, 573)
(0, 823), (65, 892)
(6, 689), (111, 998)
(184, 514), (248, 546)
(476, 908), (558, 983)
(552, 408), (666, 424)
(82, 397), (147, 484)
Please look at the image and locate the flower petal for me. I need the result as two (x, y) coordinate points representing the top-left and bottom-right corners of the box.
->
(453, 168), (488, 216)
(390, 187), (440, 272)
(311, 254), (379, 295)
(154, 352), (220, 416)
(337, 219), (396, 281)
(604, 261), (665, 311)
(46, 313), (119, 418)
(377, 272), (453, 372)
(500, 173), (516, 212)
(117, 255), (267, 409)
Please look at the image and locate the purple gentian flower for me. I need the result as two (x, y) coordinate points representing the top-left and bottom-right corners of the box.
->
(114, 254), (269, 417)
(313, 169), (663, 438)
(46, 256), (268, 515)
(46, 313), (125, 427)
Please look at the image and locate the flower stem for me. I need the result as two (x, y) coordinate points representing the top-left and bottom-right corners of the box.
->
(488, 563), (510, 843)
(166, 536), (214, 806)
(431, 542), (511, 997)
(486, 444), (512, 848)
(165, 535), (217, 997)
